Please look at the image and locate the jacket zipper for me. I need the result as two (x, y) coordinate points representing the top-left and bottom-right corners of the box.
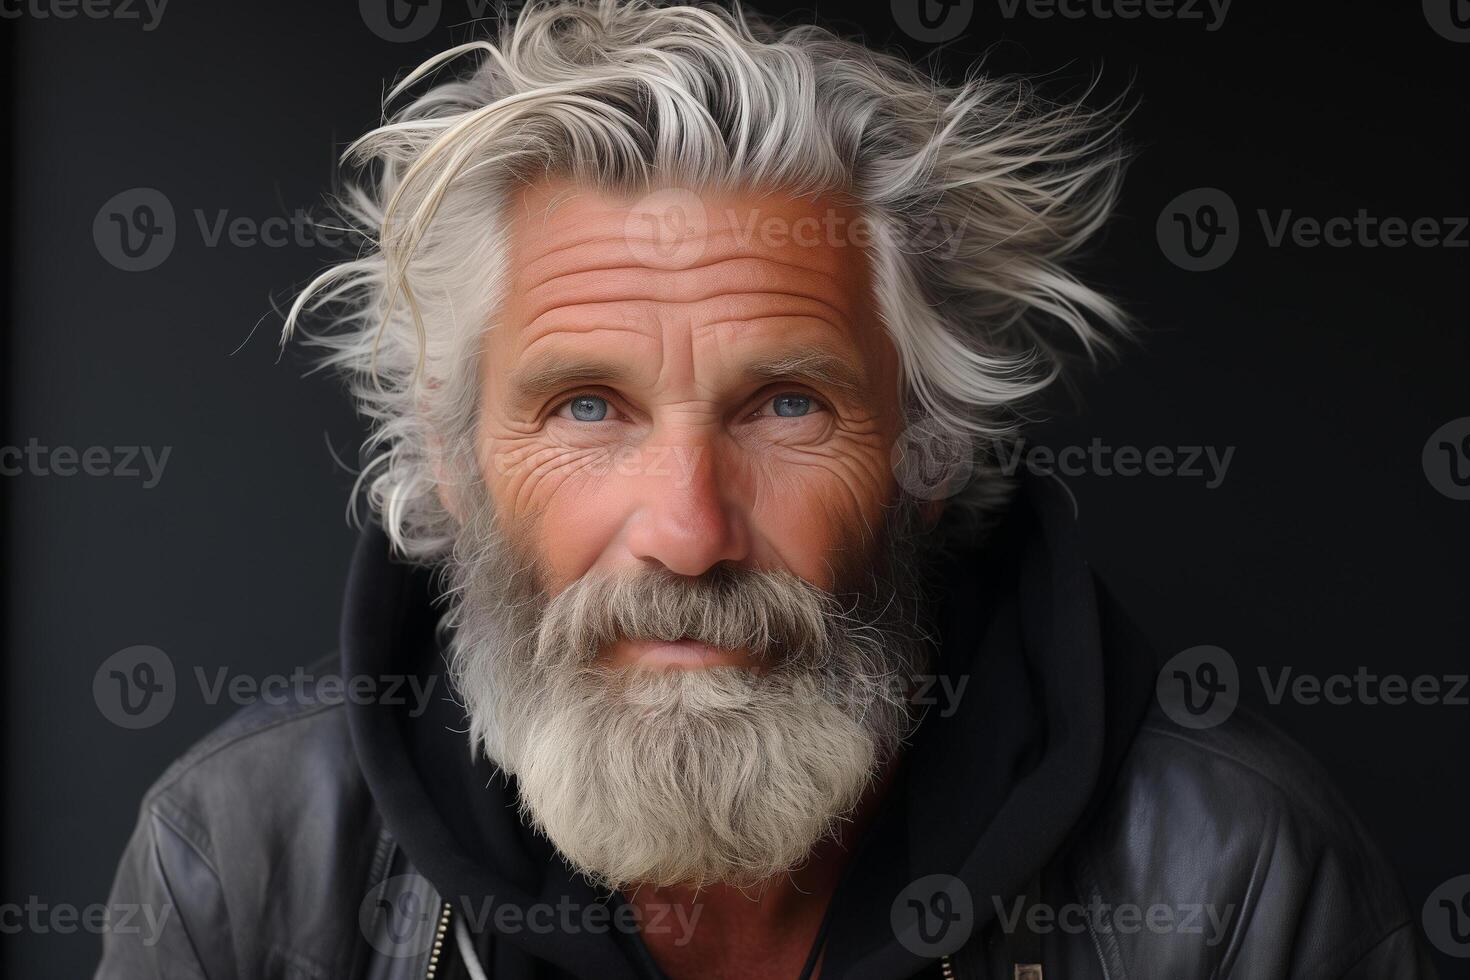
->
(424, 900), (453, 980)
(939, 953), (955, 978)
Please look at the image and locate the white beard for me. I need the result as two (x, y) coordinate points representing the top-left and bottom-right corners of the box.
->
(443, 489), (930, 890)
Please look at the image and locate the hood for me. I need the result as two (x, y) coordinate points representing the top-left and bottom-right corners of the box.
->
(341, 475), (1157, 979)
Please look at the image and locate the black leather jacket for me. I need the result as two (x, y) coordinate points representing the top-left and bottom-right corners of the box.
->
(96, 486), (1437, 979)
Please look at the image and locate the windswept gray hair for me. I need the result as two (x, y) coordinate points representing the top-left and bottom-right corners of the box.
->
(285, 0), (1129, 558)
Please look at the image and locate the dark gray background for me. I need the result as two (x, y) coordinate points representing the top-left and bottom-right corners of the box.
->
(3, 1), (1467, 976)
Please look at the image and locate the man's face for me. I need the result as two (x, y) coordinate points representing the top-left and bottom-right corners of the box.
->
(448, 181), (928, 888)
(475, 181), (903, 669)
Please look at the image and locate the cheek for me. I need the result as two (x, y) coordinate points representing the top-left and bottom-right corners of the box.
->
(744, 438), (897, 586)
(478, 425), (636, 588)
(532, 484), (635, 588)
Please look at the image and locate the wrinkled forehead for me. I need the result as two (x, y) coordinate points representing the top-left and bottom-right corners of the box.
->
(501, 179), (875, 320)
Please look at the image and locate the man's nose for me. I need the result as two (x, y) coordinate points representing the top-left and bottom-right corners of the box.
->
(622, 439), (750, 576)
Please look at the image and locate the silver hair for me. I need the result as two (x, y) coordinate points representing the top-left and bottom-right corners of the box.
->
(284, 0), (1129, 558)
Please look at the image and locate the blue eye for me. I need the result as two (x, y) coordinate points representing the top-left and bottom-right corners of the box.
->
(771, 393), (812, 417)
(566, 395), (608, 421)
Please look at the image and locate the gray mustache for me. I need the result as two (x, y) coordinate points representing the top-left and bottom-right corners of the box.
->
(532, 564), (841, 671)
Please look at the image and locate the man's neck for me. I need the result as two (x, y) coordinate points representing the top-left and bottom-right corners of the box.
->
(622, 766), (895, 980)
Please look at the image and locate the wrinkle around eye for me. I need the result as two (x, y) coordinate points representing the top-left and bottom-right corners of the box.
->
(745, 449), (892, 552)
(499, 443), (620, 518)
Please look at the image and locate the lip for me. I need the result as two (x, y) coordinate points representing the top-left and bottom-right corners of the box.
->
(607, 638), (753, 669)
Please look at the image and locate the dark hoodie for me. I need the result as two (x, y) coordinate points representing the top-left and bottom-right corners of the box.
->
(340, 475), (1159, 979)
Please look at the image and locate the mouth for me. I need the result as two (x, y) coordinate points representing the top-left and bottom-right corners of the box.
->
(604, 637), (755, 670)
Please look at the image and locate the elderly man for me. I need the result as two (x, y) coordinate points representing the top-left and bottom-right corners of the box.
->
(98, 2), (1433, 978)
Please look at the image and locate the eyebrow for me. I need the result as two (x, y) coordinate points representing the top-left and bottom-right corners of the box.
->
(745, 350), (867, 397)
(506, 348), (869, 404)
(508, 357), (639, 402)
